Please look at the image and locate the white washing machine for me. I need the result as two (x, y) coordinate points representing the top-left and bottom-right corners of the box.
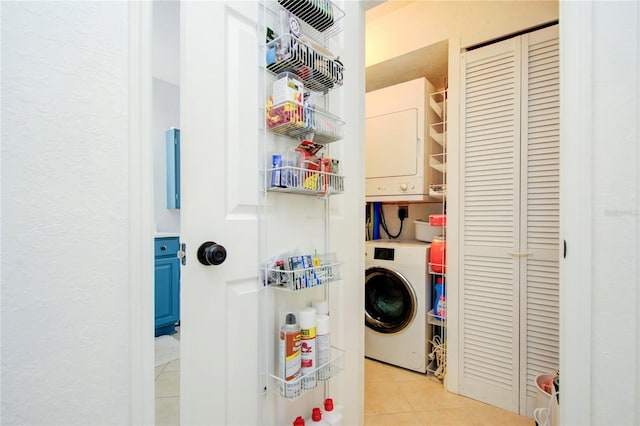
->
(365, 239), (431, 373)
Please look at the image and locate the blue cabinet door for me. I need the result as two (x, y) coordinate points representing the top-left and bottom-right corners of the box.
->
(154, 237), (180, 336)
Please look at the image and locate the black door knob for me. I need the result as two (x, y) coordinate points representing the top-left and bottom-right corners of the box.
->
(197, 241), (227, 266)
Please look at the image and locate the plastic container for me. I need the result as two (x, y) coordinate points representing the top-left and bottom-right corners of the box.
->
(430, 236), (446, 273)
(414, 220), (439, 242)
(323, 398), (342, 425)
(429, 214), (446, 227)
(534, 373), (559, 426)
(313, 300), (329, 316)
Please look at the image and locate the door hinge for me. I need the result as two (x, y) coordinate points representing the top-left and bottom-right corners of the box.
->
(178, 243), (187, 265)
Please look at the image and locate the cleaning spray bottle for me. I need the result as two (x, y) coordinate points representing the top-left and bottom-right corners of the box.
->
(434, 277), (446, 320)
(322, 398), (342, 425)
(299, 307), (317, 389)
(292, 416), (305, 426)
(306, 407), (329, 426)
(279, 312), (301, 398)
(316, 314), (330, 380)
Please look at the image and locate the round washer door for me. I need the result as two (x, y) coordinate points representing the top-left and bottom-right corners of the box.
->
(365, 266), (417, 334)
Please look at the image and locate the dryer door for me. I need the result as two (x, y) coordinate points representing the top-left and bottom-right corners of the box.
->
(365, 266), (417, 334)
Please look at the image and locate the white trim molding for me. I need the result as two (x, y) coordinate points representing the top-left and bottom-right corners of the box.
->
(128, 2), (155, 424)
(559, 2), (593, 425)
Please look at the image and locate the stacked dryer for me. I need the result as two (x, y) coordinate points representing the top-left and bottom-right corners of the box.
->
(364, 239), (431, 373)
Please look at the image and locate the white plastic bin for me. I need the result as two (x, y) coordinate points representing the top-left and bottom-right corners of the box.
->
(414, 220), (439, 242)
(534, 374), (559, 426)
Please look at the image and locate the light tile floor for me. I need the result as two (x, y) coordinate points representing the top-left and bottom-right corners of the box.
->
(155, 327), (180, 426)
(364, 358), (534, 426)
(155, 358), (180, 425)
(155, 350), (534, 425)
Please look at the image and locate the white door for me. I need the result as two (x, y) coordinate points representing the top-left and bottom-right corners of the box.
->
(518, 25), (560, 416)
(180, 2), (261, 424)
(459, 25), (559, 415)
(178, 1), (367, 425)
(460, 35), (522, 412)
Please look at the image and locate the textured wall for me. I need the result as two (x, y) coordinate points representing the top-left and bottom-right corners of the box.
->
(1, 2), (132, 424)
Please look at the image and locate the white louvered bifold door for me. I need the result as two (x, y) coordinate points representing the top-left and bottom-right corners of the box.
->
(519, 25), (560, 417)
(460, 24), (559, 416)
(460, 36), (522, 413)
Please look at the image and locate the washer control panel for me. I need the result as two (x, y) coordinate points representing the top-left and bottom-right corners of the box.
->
(374, 247), (395, 261)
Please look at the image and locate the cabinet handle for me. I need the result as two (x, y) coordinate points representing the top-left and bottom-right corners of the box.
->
(507, 251), (531, 257)
(161, 245), (167, 251)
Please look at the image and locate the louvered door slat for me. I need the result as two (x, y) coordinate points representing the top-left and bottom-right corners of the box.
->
(520, 25), (560, 416)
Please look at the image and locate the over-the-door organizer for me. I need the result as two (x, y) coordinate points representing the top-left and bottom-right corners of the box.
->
(259, 0), (346, 403)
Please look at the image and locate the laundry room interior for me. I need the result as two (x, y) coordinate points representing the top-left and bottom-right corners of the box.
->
(363, 0), (559, 424)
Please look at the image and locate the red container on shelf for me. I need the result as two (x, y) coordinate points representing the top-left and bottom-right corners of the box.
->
(429, 214), (447, 227)
(430, 235), (446, 273)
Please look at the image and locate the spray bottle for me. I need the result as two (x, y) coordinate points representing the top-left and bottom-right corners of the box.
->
(306, 407), (329, 426)
(316, 314), (330, 380)
(434, 277), (446, 320)
(299, 307), (317, 389)
(279, 312), (301, 398)
(323, 398), (342, 426)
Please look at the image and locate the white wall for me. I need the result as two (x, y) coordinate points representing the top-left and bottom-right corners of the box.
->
(1, 2), (134, 424)
(366, 1), (558, 66)
(153, 78), (180, 233)
(152, 0), (181, 233)
(152, 0), (180, 87)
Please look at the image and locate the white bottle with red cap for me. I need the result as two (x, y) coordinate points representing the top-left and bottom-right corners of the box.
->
(322, 398), (342, 426)
(292, 415), (305, 426)
(305, 407), (329, 425)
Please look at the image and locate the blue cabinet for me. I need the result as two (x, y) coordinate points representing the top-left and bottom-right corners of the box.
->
(166, 128), (181, 209)
(155, 237), (180, 336)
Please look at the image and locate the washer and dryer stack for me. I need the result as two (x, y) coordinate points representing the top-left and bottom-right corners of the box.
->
(364, 239), (431, 373)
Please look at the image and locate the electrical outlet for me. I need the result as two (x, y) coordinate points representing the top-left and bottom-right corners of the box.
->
(398, 205), (408, 220)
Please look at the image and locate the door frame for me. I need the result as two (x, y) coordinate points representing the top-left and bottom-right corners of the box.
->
(127, 1), (601, 424)
(128, 1), (155, 424)
(558, 2), (593, 425)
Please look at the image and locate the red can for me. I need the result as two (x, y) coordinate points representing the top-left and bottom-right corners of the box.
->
(430, 236), (446, 273)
